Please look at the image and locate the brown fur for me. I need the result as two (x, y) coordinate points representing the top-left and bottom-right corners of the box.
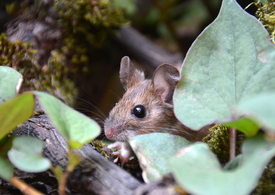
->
(104, 56), (209, 142)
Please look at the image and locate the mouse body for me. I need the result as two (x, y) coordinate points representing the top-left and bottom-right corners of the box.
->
(104, 56), (209, 143)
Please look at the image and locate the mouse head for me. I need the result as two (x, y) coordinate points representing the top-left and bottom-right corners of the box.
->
(104, 56), (181, 141)
(120, 56), (180, 103)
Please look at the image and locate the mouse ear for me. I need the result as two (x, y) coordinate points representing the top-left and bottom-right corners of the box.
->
(153, 64), (180, 103)
(120, 56), (145, 90)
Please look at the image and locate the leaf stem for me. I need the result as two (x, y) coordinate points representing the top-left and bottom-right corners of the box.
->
(229, 127), (236, 161)
(58, 169), (71, 195)
(58, 149), (81, 195)
(10, 177), (44, 195)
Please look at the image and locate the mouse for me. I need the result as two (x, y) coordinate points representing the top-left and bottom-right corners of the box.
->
(104, 56), (210, 164)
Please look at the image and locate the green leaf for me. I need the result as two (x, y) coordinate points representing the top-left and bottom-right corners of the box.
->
(0, 135), (15, 156)
(8, 137), (51, 173)
(0, 157), (13, 181)
(237, 92), (275, 132)
(170, 134), (275, 195)
(174, 0), (275, 130)
(34, 91), (101, 148)
(0, 66), (22, 103)
(224, 118), (259, 136)
(0, 92), (35, 140)
(129, 133), (191, 182)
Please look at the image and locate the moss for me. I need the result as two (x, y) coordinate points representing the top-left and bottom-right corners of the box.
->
(252, 0), (275, 43)
(2, 0), (128, 105)
(0, 33), (77, 105)
(203, 124), (275, 193)
(92, 140), (109, 158)
(202, 125), (245, 165)
(202, 125), (230, 164)
(253, 158), (275, 194)
(55, 0), (128, 64)
(0, 33), (37, 66)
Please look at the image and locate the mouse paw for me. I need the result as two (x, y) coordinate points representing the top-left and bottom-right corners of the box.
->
(108, 141), (134, 166)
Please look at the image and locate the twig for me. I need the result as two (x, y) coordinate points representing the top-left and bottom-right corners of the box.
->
(10, 177), (44, 195)
(229, 127), (236, 161)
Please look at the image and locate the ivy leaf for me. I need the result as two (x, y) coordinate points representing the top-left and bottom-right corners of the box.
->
(0, 92), (35, 140)
(0, 66), (22, 103)
(34, 91), (101, 149)
(8, 137), (51, 173)
(174, 0), (275, 130)
(129, 133), (191, 182)
(170, 134), (275, 195)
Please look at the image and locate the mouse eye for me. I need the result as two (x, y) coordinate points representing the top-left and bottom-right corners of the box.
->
(132, 105), (146, 118)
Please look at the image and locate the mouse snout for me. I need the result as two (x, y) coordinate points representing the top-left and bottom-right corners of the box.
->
(105, 127), (115, 139)
(104, 123), (124, 140)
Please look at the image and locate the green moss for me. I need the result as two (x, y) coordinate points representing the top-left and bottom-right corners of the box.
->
(92, 140), (109, 158)
(253, 158), (275, 194)
(202, 125), (245, 165)
(55, 0), (128, 64)
(0, 33), (37, 66)
(252, 0), (275, 43)
(2, 0), (128, 105)
(0, 33), (77, 105)
(203, 124), (275, 193)
(202, 125), (230, 164)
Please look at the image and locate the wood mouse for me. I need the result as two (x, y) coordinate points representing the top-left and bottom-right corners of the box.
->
(104, 56), (209, 164)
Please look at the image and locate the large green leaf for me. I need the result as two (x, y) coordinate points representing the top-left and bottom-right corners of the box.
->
(0, 92), (35, 140)
(0, 66), (22, 103)
(34, 91), (101, 149)
(0, 157), (13, 181)
(129, 133), (191, 182)
(8, 137), (51, 173)
(170, 134), (275, 195)
(174, 0), (275, 130)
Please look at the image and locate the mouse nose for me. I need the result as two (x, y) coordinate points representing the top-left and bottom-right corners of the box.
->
(105, 128), (115, 139)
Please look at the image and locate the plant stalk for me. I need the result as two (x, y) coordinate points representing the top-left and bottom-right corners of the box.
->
(229, 127), (236, 161)
(10, 177), (44, 195)
(59, 169), (71, 195)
